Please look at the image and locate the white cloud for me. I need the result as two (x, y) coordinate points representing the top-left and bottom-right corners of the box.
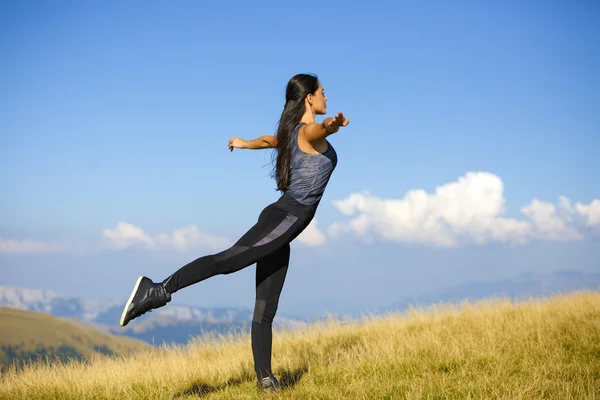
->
(0, 237), (73, 254)
(153, 226), (231, 251)
(327, 221), (350, 238)
(328, 171), (599, 247)
(102, 222), (153, 249)
(102, 222), (230, 252)
(520, 197), (582, 241)
(575, 199), (600, 227)
(5, 172), (596, 256)
(296, 218), (326, 246)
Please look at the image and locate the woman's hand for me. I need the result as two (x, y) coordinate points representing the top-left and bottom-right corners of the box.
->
(325, 112), (350, 134)
(228, 137), (246, 151)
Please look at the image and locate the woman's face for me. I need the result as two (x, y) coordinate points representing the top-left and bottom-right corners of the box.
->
(309, 83), (327, 115)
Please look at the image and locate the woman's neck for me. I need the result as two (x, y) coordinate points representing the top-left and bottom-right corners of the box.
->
(299, 106), (316, 124)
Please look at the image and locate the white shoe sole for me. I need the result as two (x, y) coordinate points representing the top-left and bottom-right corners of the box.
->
(120, 276), (144, 327)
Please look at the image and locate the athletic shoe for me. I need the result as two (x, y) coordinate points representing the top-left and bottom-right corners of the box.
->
(257, 375), (281, 392)
(119, 276), (171, 327)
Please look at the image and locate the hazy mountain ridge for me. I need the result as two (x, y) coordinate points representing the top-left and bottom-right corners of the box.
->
(0, 286), (307, 345)
(375, 269), (600, 316)
(3, 269), (598, 345)
(0, 286), (119, 321)
(0, 286), (303, 325)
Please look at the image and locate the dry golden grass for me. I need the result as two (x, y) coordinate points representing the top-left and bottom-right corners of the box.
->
(1, 290), (598, 399)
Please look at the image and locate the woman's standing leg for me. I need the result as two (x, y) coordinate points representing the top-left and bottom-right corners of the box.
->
(252, 243), (290, 387)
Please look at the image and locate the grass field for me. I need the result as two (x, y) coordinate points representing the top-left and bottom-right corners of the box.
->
(1, 290), (598, 399)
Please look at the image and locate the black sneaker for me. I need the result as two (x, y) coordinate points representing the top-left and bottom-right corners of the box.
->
(119, 276), (171, 327)
(257, 375), (281, 392)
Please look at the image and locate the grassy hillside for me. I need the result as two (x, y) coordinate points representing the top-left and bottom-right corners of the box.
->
(1, 290), (598, 399)
(0, 307), (149, 371)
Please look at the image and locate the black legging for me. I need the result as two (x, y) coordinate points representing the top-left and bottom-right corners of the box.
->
(161, 191), (318, 380)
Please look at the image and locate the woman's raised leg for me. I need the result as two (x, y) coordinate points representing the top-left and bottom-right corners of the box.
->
(120, 202), (306, 326)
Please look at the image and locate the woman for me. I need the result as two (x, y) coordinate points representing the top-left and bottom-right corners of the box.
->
(119, 73), (349, 392)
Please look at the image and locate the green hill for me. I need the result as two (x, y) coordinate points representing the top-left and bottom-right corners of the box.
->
(0, 307), (149, 371)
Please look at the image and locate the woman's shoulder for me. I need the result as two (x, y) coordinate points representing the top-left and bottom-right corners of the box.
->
(293, 122), (307, 139)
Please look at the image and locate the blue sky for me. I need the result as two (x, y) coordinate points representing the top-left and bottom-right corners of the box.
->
(1, 1), (599, 318)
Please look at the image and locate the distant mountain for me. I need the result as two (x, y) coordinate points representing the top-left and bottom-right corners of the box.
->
(0, 307), (148, 371)
(375, 269), (600, 316)
(0, 286), (308, 346)
(4, 269), (596, 346)
(0, 286), (120, 321)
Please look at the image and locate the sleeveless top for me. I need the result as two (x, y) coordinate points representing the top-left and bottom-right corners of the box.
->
(286, 122), (338, 206)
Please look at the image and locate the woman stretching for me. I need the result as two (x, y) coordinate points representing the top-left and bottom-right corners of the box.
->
(119, 73), (349, 392)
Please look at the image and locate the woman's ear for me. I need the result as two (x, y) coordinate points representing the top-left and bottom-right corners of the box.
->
(306, 93), (313, 106)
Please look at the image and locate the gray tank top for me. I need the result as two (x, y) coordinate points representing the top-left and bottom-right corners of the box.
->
(286, 122), (338, 205)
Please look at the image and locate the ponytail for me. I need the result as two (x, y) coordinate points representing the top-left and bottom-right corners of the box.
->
(270, 74), (320, 192)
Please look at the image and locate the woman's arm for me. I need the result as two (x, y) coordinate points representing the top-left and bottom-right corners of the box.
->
(303, 112), (349, 143)
(228, 135), (277, 151)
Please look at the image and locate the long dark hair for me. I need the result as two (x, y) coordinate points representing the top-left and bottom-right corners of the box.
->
(271, 73), (320, 192)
